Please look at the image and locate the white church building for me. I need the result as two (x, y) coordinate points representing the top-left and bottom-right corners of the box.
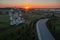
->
(9, 8), (25, 26)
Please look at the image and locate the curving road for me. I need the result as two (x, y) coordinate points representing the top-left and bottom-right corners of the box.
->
(36, 19), (55, 40)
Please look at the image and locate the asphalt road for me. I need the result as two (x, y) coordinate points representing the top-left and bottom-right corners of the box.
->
(36, 19), (55, 40)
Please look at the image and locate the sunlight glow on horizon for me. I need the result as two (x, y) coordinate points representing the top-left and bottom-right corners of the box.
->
(25, 6), (29, 9)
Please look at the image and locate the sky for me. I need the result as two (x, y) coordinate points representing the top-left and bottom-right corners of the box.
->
(0, 0), (60, 8)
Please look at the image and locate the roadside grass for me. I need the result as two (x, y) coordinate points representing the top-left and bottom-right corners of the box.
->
(53, 20), (60, 40)
(46, 18), (60, 40)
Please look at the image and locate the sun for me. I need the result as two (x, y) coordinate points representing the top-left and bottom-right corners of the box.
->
(24, 6), (29, 9)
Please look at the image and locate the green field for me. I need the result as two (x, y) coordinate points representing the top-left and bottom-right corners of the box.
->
(0, 15), (9, 28)
(0, 13), (42, 40)
(46, 18), (60, 40)
(53, 20), (60, 40)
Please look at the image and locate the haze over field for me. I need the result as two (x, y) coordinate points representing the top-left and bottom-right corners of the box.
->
(0, 0), (60, 8)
